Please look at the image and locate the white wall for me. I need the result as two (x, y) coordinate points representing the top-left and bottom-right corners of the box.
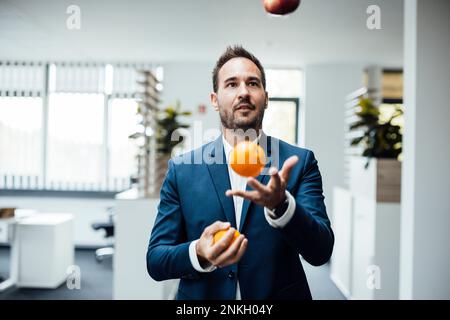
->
(303, 64), (363, 215)
(400, 0), (450, 299)
(0, 196), (114, 247)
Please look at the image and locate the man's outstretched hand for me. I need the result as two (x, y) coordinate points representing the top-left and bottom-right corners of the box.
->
(226, 155), (299, 210)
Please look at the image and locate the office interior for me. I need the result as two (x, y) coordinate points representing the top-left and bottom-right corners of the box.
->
(0, 0), (449, 300)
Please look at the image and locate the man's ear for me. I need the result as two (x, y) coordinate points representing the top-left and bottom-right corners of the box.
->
(265, 91), (269, 109)
(211, 92), (219, 111)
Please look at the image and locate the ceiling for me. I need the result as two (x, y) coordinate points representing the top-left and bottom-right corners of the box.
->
(0, 0), (404, 67)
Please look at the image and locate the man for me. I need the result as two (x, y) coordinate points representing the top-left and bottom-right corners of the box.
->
(147, 45), (334, 300)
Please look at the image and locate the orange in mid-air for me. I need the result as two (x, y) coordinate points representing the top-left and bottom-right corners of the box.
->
(213, 229), (241, 245)
(230, 141), (266, 177)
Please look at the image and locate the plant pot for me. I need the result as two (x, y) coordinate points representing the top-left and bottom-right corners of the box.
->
(350, 156), (401, 202)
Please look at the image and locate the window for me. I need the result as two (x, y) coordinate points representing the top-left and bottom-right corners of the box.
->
(263, 69), (303, 145)
(0, 97), (43, 188)
(108, 98), (139, 190)
(47, 93), (105, 189)
(0, 62), (158, 193)
(263, 98), (299, 145)
(266, 69), (303, 98)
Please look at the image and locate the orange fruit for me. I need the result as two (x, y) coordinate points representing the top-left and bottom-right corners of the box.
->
(230, 141), (266, 177)
(213, 229), (241, 245)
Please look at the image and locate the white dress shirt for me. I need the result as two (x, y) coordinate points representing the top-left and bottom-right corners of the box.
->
(188, 134), (296, 299)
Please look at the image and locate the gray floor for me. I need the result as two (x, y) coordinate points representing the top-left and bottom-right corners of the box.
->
(0, 247), (113, 300)
(301, 258), (346, 300)
(0, 247), (344, 300)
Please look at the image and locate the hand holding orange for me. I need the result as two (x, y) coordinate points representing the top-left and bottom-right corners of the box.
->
(230, 141), (266, 177)
(213, 228), (241, 245)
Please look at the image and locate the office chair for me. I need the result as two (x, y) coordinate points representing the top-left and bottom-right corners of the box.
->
(91, 207), (115, 263)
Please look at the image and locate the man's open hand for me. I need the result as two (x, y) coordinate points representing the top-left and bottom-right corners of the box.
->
(226, 155), (299, 210)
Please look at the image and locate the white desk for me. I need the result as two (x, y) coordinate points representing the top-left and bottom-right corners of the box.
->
(0, 211), (74, 291)
(0, 209), (36, 291)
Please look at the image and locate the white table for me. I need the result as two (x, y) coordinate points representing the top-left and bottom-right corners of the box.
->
(0, 209), (36, 291)
(0, 211), (74, 291)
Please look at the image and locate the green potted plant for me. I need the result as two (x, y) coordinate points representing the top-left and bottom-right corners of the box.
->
(153, 101), (191, 194)
(349, 96), (403, 202)
(155, 101), (192, 155)
(128, 99), (191, 198)
(350, 97), (403, 167)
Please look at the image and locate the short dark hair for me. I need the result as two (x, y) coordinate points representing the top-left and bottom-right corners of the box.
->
(212, 45), (266, 93)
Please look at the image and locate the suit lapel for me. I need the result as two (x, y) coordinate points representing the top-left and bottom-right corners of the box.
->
(239, 133), (274, 232)
(205, 137), (237, 229)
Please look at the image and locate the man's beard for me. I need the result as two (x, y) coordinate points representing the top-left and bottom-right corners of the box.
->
(219, 101), (265, 132)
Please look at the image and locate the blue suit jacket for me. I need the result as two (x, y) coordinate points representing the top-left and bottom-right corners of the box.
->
(147, 134), (334, 300)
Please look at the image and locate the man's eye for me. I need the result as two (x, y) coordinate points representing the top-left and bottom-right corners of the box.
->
(226, 82), (236, 87)
(249, 82), (259, 86)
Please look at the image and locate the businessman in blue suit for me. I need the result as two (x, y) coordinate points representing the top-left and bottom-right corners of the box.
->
(147, 45), (334, 299)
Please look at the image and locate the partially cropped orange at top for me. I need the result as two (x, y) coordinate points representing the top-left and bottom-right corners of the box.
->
(213, 229), (241, 245)
(230, 141), (266, 177)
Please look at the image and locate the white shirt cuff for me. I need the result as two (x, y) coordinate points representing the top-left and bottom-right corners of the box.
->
(189, 239), (217, 272)
(264, 190), (296, 229)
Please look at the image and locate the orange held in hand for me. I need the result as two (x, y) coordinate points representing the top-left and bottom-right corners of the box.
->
(213, 229), (241, 245)
(230, 141), (266, 177)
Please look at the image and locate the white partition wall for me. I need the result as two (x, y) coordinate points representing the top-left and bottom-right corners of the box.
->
(330, 187), (353, 299)
(337, 158), (401, 300)
(401, 0), (450, 299)
(113, 189), (178, 299)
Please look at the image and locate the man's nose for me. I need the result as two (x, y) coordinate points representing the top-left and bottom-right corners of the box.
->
(237, 82), (250, 99)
